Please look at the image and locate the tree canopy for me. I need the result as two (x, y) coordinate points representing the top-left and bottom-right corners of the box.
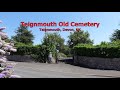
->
(67, 30), (93, 48)
(42, 32), (65, 52)
(12, 25), (34, 45)
(110, 29), (120, 42)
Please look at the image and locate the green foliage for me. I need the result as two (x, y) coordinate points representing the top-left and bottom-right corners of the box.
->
(67, 30), (93, 48)
(31, 45), (49, 63)
(4, 38), (12, 43)
(76, 43), (93, 47)
(11, 45), (50, 63)
(42, 32), (65, 57)
(110, 39), (120, 46)
(96, 40), (120, 47)
(58, 53), (67, 59)
(59, 53), (67, 57)
(60, 45), (72, 57)
(12, 25), (34, 45)
(14, 42), (28, 47)
(100, 41), (110, 46)
(73, 43), (120, 58)
(110, 29), (120, 42)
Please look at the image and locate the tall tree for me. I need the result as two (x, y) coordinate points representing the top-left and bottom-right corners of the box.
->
(67, 30), (93, 48)
(110, 29), (120, 42)
(42, 32), (65, 52)
(12, 25), (34, 45)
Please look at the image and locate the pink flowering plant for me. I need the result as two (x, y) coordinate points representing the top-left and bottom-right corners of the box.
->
(0, 20), (20, 78)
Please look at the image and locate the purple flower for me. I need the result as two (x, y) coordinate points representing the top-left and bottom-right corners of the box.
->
(0, 73), (5, 78)
(6, 65), (13, 69)
(4, 67), (12, 70)
(0, 27), (6, 30)
(0, 42), (3, 47)
(0, 59), (6, 63)
(0, 49), (6, 54)
(8, 66), (13, 68)
(10, 48), (17, 52)
(1, 70), (12, 78)
(10, 75), (21, 78)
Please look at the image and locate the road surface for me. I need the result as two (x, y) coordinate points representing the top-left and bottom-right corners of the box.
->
(11, 61), (120, 78)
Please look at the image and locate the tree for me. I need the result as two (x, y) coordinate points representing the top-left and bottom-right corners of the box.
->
(110, 29), (120, 42)
(67, 30), (93, 48)
(12, 25), (34, 45)
(5, 38), (12, 43)
(61, 45), (72, 57)
(109, 39), (120, 46)
(42, 32), (65, 55)
(0, 20), (20, 78)
(100, 41), (109, 46)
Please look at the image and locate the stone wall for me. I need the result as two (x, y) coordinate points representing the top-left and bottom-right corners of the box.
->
(7, 55), (56, 63)
(74, 56), (120, 70)
(7, 55), (34, 62)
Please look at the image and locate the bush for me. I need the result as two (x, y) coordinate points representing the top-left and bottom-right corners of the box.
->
(11, 45), (50, 63)
(58, 53), (67, 59)
(73, 44), (120, 58)
(60, 45), (71, 57)
(31, 45), (49, 63)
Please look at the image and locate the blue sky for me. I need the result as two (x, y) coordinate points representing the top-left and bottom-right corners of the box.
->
(0, 12), (120, 45)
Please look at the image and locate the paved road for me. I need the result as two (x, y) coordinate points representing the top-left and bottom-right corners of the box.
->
(11, 61), (120, 78)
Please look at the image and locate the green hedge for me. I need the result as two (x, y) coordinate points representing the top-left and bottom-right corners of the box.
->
(11, 45), (50, 62)
(73, 44), (120, 58)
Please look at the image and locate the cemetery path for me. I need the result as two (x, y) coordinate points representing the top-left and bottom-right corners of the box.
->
(10, 61), (120, 78)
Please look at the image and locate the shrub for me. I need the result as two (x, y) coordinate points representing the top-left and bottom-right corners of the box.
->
(58, 53), (67, 59)
(11, 45), (50, 63)
(73, 44), (120, 58)
(31, 45), (49, 63)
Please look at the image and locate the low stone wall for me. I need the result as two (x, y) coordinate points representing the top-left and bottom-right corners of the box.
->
(7, 55), (56, 63)
(73, 56), (120, 70)
(7, 55), (34, 62)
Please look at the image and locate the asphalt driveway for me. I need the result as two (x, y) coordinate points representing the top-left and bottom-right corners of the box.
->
(11, 61), (120, 78)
